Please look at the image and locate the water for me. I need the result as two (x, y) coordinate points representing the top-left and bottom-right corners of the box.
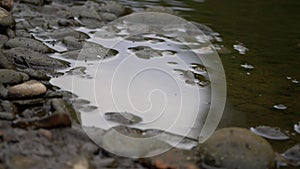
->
(49, 0), (300, 163)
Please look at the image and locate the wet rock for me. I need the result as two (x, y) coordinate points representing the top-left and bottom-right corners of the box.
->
(77, 42), (118, 60)
(100, 12), (117, 21)
(0, 83), (7, 98)
(38, 129), (52, 140)
(13, 111), (72, 129)
(69, 156), (90, 169)
(0, 100), (18, 113)
(0, 69), (29, 85)
(146, 148), (200, 169)
(20, 0), (44, 6)
(0, 7), (15, 28)
(51, 98), (78, 123)
(8, 80), (47, 98)
(20, 68), (50, 80)
(104, 112), (142, 125)
(1, 0), (14, 11)
(12, 98), (45, 106)
(281, 144), (300, 167)
(100, 126), (171, 157)
(3, 47), (70, 70)
(0, 34), (8, 47)
(199, 127), (275, 169)
(0, 51), (15, 69)
(99, 2), (126, 17)
(0, 111), (14, 120)
(6, 155), (38, 169)
(250, 126), (289, 140)
(62, 36), (83, 50)
(294, 122), (300, 134)
(79, 18), (104, 29)
(145, 6), (178, 15)
(4, 37), (53, 53)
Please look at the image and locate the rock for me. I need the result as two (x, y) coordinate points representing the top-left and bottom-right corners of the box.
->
(62, 36), (83, 50)
(70, 156), (90, 169)
(20, 0), (44, 6)
(13, 111), (72, 129)
(38, 129), (52, 140)
(199, 127), (275, 169)
(104, 112), (142, 125)
(0, 100), (18, 113)
(12, 98), (45, 106)
(8, 80), (47, 98)
(145, 6), (178, 15)
(250, 126), (289, 140)
(51, 98), (78, 122)
(1, 0), (14, 11)
(0, 34), (8, 47)
(99, 2), (126, 17)
(0, 50), (15, 69)
(0, 111), (14, 120)
(4, 37), (53, 53)
(20, 68), (50, 80)
(281, 144), (300, 167)
(100, 12), (117, 21)
(0, 7), (15, 28)
(0, 83), (8, 98)
(0, 69), (29, 85)
(145, 148), (200, 169)
(5, 155), (38, 169)
(3, 47), (70, 70)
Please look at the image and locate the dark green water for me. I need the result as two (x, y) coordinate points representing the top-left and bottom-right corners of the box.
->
(121, 0), (300, 160)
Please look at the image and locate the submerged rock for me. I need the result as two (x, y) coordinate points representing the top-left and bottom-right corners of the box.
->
(104, 112), (142, 125)
(281, 144), (300, 167)
(8, 80), (47, 98)
(250, 126), (289, 140)
(199, 127), (275, 169)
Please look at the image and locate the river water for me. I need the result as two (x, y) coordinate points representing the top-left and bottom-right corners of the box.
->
(50, 0), (300, 162)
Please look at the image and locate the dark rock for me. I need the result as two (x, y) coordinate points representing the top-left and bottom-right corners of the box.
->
(0, 100), (18, 113)
(0, 34), (8, 47)
(4, 37), (53, 53)
(62, 36), (83, 50)
(100, 12), (117, 21)
(0, 83), (7, 98)
(8, 80), (47, 99)
(6, 27), (14, 38)
(104, 112), (142, 125)
(0, 111), (14, 120)
(20, 0), (44, 6)
(13, 111), (72, 129)
(20, 68), (50, 80)
(0, 51), (15, 69)
(0, 69), (29, 85)
(198, 127), (275, 169)
(1, 0), (14, 11)
(98, 2), (126, 17)
(3, 47), (70, 70)
(51, 98), (78, 123)
(0, 7), (15, 28)
(12, 98), (45, 106)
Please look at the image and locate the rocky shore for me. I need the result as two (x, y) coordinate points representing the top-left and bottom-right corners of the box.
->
(0, 1), (298, 169)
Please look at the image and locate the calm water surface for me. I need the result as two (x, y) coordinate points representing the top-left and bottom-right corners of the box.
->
(119, 0), (300, 150)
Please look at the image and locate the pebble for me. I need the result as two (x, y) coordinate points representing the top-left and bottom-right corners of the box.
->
(100, 12), (117, 21)
(4, 37), (53, 53)
(199, 127), (275, 169)
(0, 69), (29, 85)
(8, 80), (47, 98)
(0, 7), (15, 28)
(104, 112), (142, 125)
(99, 1), (126, 17)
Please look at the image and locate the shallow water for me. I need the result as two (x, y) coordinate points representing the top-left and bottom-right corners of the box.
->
(50, 0), (300, 164)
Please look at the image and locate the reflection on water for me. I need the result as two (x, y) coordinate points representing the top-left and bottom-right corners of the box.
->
(50, 12), (226, 156)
